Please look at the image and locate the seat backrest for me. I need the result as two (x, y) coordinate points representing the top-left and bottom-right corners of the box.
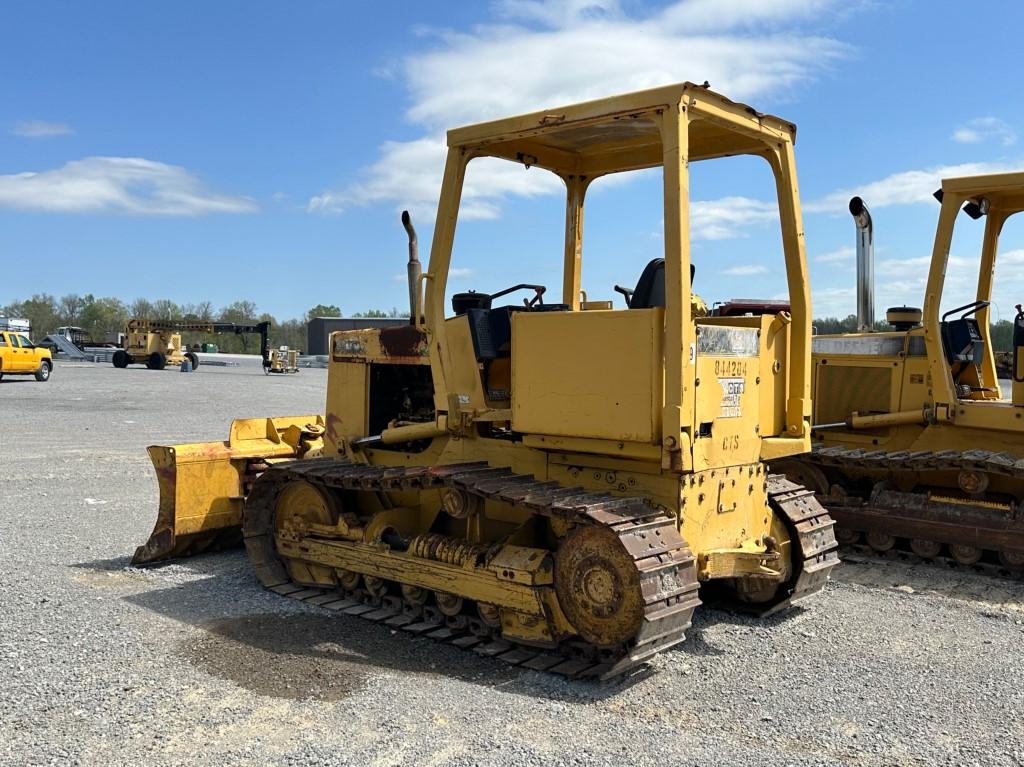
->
(629, 260), (694, 309)
(941, 318), (984, 366)
(630, 259), (665, 309)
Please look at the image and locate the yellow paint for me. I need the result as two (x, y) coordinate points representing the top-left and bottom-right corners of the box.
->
(511, 308), (664, 443)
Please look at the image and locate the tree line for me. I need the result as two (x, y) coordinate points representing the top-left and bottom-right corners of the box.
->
(0, 294), (407, 354)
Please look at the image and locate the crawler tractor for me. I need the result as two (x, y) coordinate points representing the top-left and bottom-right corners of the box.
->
(134, 84), (838, 677)
(777, 173), (1024, 574)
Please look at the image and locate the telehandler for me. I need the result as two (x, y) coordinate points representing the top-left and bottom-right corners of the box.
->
(133, 83), (838, 677)
(112, 319), (272, 371)
(265, 346), (300, 374)
(777, 173), (1024, 574)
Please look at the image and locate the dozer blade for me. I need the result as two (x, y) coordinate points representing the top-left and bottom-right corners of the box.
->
(132, 415), (325, 565)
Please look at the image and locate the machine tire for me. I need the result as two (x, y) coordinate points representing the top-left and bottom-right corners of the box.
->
(186, 352), (200, 370)
(34, 360), (52, 382)
(112, 350), (129, 368)
(147, 352), (167, 371)
(0, 372), (4, 381)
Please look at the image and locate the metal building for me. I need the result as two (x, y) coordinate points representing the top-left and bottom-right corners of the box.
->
(306, 317), (409, 356)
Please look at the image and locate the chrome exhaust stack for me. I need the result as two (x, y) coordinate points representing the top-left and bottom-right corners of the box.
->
(849, 196), (874, 331)
(402, 210), (420, 324)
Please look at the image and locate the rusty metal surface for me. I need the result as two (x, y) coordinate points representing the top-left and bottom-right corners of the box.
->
(799, 444), (1024, 572)
(241, 459), (702, 680)
(378, 325), (427, 358)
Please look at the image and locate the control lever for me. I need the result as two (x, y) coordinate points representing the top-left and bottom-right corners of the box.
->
(614, 284), (634, 308)
(489, 283), (546, 308)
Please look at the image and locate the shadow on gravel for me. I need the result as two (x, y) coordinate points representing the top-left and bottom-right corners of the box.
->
(77, 555), (645, 704)
(669, 601), (807, 659)
(70, 555), (135, 571)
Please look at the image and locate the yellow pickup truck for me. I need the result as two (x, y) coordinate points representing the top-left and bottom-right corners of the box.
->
(0, 332), (53, 381)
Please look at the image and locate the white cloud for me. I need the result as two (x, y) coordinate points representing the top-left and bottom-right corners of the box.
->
(722, 264), (769, 276)
(11, 120), (74, 138)
(813, 249), (1024, 322)
(952, 117), (1016, 147)
(692, 196), (779, 240)
(311, 0), (849, 218)
(806, 161), (1016, 214)
(658, 0), (841, 33)
(811, 286), (855, 318)
(309, 135), (562, 220)
(495, 0), (622, 27)
(0, 157), (258, 215)
(815, 245), (854, 264)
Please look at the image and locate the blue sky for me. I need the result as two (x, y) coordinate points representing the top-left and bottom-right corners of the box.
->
(2, 0), (1024, 321)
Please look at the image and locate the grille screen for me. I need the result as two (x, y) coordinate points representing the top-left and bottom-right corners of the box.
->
(815, 364), (892, 424)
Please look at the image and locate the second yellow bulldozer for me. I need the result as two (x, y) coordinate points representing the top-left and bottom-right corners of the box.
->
(133, 83), (838, 678)
(778, 173), (1024, 574)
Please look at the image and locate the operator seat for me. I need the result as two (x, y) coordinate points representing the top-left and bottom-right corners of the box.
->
(941, 317), (984, 367)
(627, 259), (695, 309)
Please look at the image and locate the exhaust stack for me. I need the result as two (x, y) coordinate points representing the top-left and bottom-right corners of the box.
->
(402, 210), (420, 325)
(849, 196), (874, 331)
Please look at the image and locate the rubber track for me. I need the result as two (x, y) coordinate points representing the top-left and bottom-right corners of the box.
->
(242, 459), (702, 680)
(758, 475), (841, 616)
(803, 444), (1024, 575)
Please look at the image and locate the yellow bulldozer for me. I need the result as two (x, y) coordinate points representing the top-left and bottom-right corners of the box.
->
(777, 173), (1024, 574)
(133, 83), (838, 678)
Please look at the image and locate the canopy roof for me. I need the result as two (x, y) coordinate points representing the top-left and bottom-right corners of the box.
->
(942, 171), (1024, 212)
(447, 82), (797, 176)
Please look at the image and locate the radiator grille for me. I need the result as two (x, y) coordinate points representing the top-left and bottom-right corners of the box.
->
(815, 364), (892, 424)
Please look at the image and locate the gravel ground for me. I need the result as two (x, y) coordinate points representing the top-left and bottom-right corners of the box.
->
(1, 362), (1022, 767)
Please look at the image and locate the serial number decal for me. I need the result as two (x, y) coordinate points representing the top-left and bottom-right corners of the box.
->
(714, 359), (748, 378)
(718, 376), (744, 418)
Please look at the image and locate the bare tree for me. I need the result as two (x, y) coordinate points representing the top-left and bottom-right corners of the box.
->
(151, 299), (181, 320)
(58, 294), (87, 325)
(130, 298), (154, 319)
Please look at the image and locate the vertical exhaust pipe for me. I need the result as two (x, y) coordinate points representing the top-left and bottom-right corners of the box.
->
(402, 210), (420, 325)
(849, 196), (874, 331)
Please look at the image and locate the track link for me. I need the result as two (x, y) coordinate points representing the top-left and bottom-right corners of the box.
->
(798, 445), (1024, 577)
(242, 459), (702, 679)
(759, 474), (841, 615)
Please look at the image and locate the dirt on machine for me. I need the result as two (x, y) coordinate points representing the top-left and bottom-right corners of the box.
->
(132, 83), (838, 678)
(776, 175), (1024, 577)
